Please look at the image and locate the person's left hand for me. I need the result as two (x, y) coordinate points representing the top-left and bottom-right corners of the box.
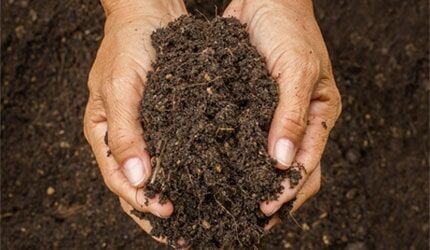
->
(223, 0), (342, 221)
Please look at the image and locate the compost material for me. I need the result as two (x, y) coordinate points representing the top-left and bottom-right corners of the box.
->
(137, 16), (301, 248)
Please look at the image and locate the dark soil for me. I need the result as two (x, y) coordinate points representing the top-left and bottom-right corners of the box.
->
(135, 16), (301, 248)
(1, 0), (429, 249)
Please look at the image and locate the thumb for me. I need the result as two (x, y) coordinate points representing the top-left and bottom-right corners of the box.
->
(103, 62), (151, 187)
(268, 57), (319, 169)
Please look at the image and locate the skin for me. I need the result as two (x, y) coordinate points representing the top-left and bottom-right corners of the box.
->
(223, 0), (341, 217)
(84, 0), (341, 246)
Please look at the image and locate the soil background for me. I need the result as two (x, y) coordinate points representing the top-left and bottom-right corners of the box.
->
(1, 0), (429, 249)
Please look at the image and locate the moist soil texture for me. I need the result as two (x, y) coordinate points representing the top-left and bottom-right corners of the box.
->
(136, 16), (301, 248)
(1, 0), (429, 249)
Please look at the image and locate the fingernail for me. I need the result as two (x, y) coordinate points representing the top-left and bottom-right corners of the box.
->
(274, 138), (296, 167)
(123, 158), (145, 186)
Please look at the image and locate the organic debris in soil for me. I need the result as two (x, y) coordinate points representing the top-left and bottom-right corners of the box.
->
(135, 16), (302, 248)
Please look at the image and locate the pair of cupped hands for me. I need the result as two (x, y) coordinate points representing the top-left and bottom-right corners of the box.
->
(84, 0), (341, 245)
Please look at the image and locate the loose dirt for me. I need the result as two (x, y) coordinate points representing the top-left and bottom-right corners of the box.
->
(136, 16), (301, 248)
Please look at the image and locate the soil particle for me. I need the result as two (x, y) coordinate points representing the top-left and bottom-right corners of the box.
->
(345, 242), (368, 250)
(136, 16), (302, 248)
(322, 121), (328, 129)
(346, 149), (360, 164)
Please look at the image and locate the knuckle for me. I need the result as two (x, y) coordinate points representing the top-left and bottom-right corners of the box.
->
(87, 73), (97, 92)
(100, 81), (113, 99)
(329, 84), (342, 120)
(302, 56), (320, 81)
(108, 129), (136, 161)
(83, 104), (96, 145)
(83, 110), (90, 143)
(110, 75), (131, 91)
(289, 49), (321, 78)
(334, 90), (342, 119)
(87, 61), (104, 93)
(278, 109), (307, 142)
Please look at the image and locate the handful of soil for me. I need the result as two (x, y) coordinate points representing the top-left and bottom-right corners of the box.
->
(136, 16), (301, 248)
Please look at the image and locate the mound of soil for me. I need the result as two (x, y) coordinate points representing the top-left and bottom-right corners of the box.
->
(136, 16), (301, 247)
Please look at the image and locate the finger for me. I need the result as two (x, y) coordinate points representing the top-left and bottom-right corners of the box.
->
(264, 215), (280, 231)
(84, 101), (173, 217)
(291, 164), (321, 212)
(119, 198), (168, 244)
(260, 162), (320, 216)
(120, 199), (190, 249)
(267, 56), (319, 169)
(102, 57), (151, 188)
(260, 77), (340, 214)
(263, 166), (320, 229)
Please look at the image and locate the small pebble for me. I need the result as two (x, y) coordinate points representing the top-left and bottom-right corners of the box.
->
(302, 223), (310, 231)
(15, 25), (26, 39)
(214, 163), (222, 173)
(322, 234), (330, 245)
(60, 141), (71, 149)
(346, 149), (360, 164)
(202, 220), (211, 229)
(29, 9), (37, 22)
(204, 73), (211, 81)
(345, 241), (367, 250)
(46, 186), (55, 196)
(346, 188), (357, 200)
(319, 212), (328, 219)
(283, 241), (292, 248)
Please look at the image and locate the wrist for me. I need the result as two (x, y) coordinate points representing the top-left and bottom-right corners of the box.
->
(101, 0), (186, 17)
(274, 0), (314, 15)
(101, 0), (138, 16)
(101, 0), (187, 33)
(229, 0), (314, 17)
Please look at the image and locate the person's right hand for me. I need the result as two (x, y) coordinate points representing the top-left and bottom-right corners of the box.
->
(83, 0), (187, 243)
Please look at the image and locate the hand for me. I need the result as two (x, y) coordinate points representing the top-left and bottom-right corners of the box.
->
(83, 0), (187, 243)
(223, 0), (341, 217)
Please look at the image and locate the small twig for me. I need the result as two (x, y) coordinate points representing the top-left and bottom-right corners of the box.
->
(184, 165), (193, 184)
(195, 9), (210, 23)
(150, 141), (165, 184)
(215, 199), (243, 246)
(176, 76), (222, 90)
(150, 157), (161, 185)
(179, 82), (209, 89)
(289, 212), (304, 231)
(218, 127), (234, 131)
(226, 48), (234, 57)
